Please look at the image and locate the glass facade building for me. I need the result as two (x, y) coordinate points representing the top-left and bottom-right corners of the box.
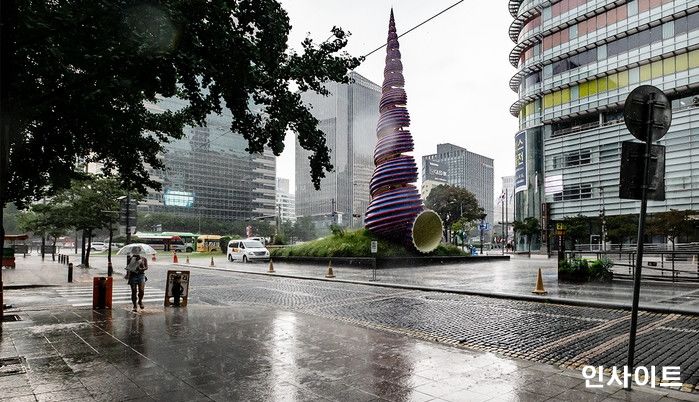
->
(295, 72), (381, 228)
(509, 0), (699, 250)
(422, 144), (495, 227)
(142, 97), (276, 223)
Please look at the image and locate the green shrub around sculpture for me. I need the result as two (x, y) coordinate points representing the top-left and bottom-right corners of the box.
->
(558, 257), (614, 283)
(270, 229), (465, 258)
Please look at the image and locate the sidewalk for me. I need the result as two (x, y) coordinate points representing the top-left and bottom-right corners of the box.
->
(2, 301), (698, 401)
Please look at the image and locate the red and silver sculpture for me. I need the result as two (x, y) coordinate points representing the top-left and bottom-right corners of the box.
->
(365, 10), (443, 253)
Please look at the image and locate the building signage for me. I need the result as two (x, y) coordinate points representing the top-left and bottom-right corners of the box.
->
(163, 190), (195, 208)
(424, 160), (448, 183)
(514, 131), (527, 193)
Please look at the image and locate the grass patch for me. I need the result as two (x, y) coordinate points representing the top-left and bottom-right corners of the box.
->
(271, 228), (466, 258)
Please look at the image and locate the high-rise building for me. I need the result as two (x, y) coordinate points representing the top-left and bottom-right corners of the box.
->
(295, 72), (381, 228)
(509, 0), (699, 250)
(276, 177), (296, 223)
(493, 176), (515, 242)
(421, 160), (448, 200)
(141, 97), (276, 223)
(422, 144), (495, 226)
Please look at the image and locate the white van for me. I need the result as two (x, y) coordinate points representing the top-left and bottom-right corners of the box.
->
(227, 239), (270, 263)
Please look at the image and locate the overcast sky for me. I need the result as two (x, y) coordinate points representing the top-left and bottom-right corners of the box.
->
(276, 0), (518, 197)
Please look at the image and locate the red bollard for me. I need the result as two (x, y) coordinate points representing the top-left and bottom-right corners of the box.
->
(92, 277), (113, 309)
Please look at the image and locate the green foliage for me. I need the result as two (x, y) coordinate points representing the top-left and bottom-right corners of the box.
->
(56, 176), (126, 232)
(605, 214), (637, 244)
(18, 202), (71, 241)
(425, 185), (484, 228)
(329, 223), (345, 238)
(559, 257), (613, 282)
(2, 205), (20, 235)
(292, 216), (317, 242)
(4, 0), (362, 209)
(137, 212), (260, 237)
(561, 215), (590, 246)
(271, 228), (466, 258)
(648, 209), (697, 246)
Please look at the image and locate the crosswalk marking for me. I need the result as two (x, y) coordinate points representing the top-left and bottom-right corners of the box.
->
(55, 286), (166, 307)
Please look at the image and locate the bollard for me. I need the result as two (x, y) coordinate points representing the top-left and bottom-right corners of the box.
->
(186, 255), (190, 264)
(107, 261), (113, 277)
(210, 256), (215, 267)
(66, 256), (69, 265)
(173, 251), (179, 264)
(92, 277), (113, 309)
(68, 263), (74, 283)
(151, 253), (156, 262)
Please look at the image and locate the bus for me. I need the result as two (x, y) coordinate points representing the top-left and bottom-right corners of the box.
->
(161, 232), (198, 253)
(196, 235), (222, 252)
(135, 233), (186, 252)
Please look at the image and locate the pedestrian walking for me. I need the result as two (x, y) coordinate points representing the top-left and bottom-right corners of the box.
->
(125, 253), (148, 312)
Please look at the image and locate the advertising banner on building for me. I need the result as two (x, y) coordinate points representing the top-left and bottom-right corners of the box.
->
(514, 131), (527, 193)
(424, 160), (448, 183)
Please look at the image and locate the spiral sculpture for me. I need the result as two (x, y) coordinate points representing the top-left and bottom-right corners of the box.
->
(365, 10), (444, 253)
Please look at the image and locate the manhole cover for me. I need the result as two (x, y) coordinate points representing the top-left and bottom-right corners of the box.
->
(1, 314), (21, 322)
(0, 357), (26, 376)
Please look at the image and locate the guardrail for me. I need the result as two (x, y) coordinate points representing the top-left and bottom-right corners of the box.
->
(565, 250), (699, 283)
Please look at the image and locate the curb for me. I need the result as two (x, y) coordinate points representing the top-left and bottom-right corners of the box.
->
(177, 262), (699, 317)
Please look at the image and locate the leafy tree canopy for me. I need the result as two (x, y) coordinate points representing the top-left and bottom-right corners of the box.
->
(4, 0), (362, 208)
(424, 185), (484, 228)
(649, 209), (697, 245)
(561, 214), (590, 245)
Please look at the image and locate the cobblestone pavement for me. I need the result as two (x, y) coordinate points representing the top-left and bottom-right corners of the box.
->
(7, 260), (699, 394)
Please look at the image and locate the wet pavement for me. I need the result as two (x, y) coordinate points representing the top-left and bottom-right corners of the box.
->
(1, 302), (698, 401)
(3, 255), (699, 400)
(178, 254), (699, 313)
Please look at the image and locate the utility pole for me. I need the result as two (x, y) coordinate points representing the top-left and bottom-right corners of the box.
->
(505, 188), (509, 252)
(331, 198), (336, 225)
(501, 191), (505, 255)
(125, 191), (131, 244)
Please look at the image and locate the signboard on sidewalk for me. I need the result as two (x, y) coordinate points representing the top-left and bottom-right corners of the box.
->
(164, 270), (189, 307)
(370, 241), (378, 254)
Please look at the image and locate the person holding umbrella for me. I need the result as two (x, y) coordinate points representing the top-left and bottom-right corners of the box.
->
(125, 250), (148, 312)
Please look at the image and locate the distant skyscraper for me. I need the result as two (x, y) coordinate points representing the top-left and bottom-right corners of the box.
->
(142, 97), (276, 223)
(422, 144), (495, 226)
(494, 176), (515, 241)
(295, 72), (381, 228)
(276, 177), (296, 223)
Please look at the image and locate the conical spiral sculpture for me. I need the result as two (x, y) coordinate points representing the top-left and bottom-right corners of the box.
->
(365, 10), (444, 253)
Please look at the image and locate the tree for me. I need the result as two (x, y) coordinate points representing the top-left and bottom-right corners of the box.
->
(0, 0), (361, 251)
(57, 177), (126, 267)
(17, 203), (70, 260)
(649, 209), (697, 252)
(425, 184), (484, 231)
(561, 215), (590, 248)
(606, 215), (638, 246)
(513, 217), (540, 256)
(292, 217), (317, 242)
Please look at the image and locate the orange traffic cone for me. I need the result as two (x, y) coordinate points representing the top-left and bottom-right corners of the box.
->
(151, 253), (156, 262)
(210, 256), (215, 267)
(532, 268), (547, 295)
(185, 255), (190, 264)
(325, 260), (335, 278)
(173, 251), (179, 264)
(268, 259), (275, 273)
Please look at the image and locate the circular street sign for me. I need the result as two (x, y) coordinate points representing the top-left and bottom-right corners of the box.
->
(623, 85), (672, 142)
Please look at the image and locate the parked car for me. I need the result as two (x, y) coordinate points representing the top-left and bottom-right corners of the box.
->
(90, 242), (107, 251)
(227, 239), (270, 263)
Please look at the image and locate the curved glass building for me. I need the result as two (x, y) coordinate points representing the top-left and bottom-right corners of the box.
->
(509, 0), (699, 250)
